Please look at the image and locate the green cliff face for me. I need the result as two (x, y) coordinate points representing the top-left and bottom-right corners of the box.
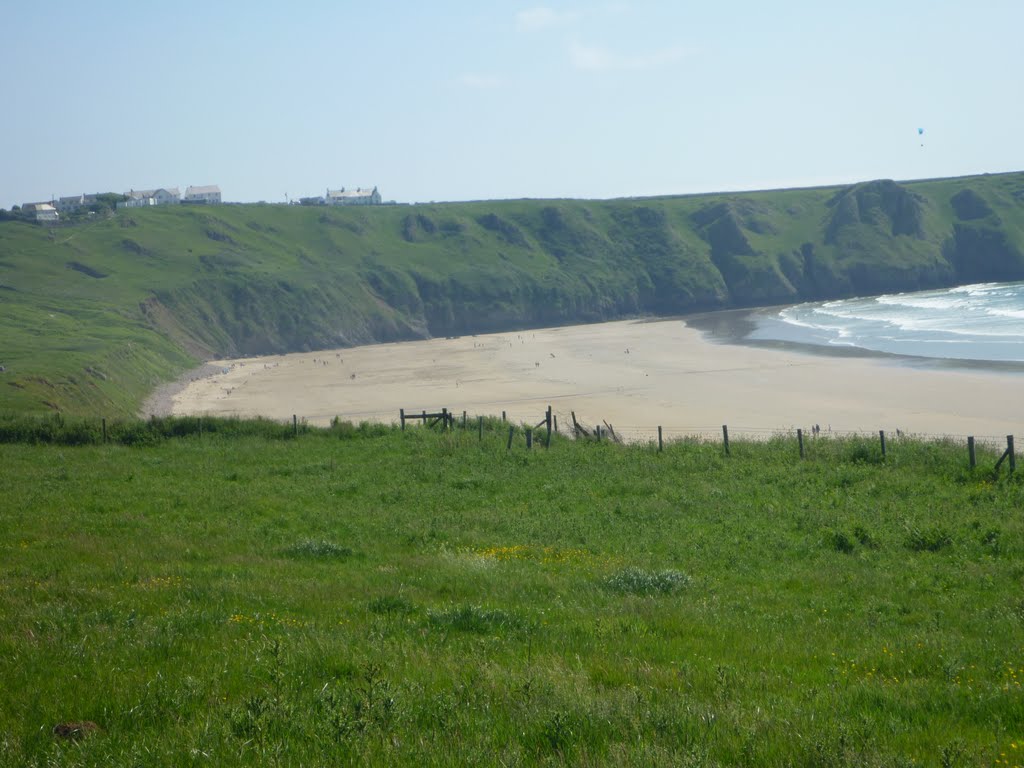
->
(2, 171), (1023, 414)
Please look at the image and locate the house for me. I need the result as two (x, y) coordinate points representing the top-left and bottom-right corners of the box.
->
(117, 187), (180, 208)
(56, 194), (97, 214)
(325, 186), (381, 206)
(21, 203), (59, 222)
(118, 195), (154, 209)
(183, 185), (222, 204)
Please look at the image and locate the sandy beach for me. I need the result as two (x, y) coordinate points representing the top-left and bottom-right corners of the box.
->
(160, 318), (1023, 442)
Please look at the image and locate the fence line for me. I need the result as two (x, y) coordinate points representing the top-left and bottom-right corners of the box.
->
(3, 410), (1017, 474)
(161, 410), (1024, 447)
(388, 405), (1018, 473)
(571, 423), (1015, 446)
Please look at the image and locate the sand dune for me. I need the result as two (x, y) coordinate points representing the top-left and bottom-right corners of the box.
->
(166, 318), (1023, 442)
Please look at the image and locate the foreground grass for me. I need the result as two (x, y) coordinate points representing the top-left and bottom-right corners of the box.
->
(1, 424), (1022, 766)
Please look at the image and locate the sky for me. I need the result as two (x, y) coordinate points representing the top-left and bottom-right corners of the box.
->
(2, 1), (1022, 209)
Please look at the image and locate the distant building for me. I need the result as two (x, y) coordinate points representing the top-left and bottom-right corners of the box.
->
(183, 185), (222, 204)
(56, 194), (97, 214)
(325, 186), (381, 206)
(118, 187), (180, 208)
(21, 202), (59, 222)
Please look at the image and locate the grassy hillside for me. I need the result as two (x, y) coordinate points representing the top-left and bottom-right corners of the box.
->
(2, 171), (1023, 415)
(1, 422), (1022, 765)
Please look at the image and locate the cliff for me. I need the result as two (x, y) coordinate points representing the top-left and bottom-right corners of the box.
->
(1, 171), (1022, 414)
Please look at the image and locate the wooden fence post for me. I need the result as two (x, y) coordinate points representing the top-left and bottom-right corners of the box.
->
(658, 426), (663, 453)
(995, 436), (1015, 475)
(441, 408), (448, 432)
(502, 411), (506, 422)
(879, 430), (886, 459)
(293, 414), (298, 436)
(400, 408), (406, 431)
(102, 418), (107, 444)
(507, 425), (514, 450)
(596, 425), (601, 442)
(797, 428), (804, 459)
(478, 416), (483, 441)
(462, 410), (467, 429)
(968, 436), (976, 469)
(545, 405), (552, 448)
(554, 414), (558, 433)
(722, 425), (730, 456)
(526, 428), (533, 450)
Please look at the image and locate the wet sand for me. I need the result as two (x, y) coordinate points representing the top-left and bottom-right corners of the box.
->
(163, 318), (1024, 442)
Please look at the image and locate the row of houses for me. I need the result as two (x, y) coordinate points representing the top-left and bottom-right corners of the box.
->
(117, 185), (222, 209)
(17, 183), (384, 223)
(298, 186), (382, 206)
(17, 185), (223, 223)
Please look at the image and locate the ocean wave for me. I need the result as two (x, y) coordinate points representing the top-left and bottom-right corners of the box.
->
(985, 307), (1024, 320)
(778, 308), (847, 331)
(805, 306), (899, 324)
(949, 282), (1009, 297)
(874, 295), (968, 311)
(760, 281), (1024, 362)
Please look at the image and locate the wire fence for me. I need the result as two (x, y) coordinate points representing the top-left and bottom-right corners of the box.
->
(412, 406), (1017, 475)
(448, 407), (1011, 446)
(577, 423), (1015, 447)
(0, 409), (1017, 473)
(399, 405), (1018, 470)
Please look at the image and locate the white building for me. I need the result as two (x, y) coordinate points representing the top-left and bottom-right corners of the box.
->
(22, 203), (59, 222)
(118, 187), (180, 208)
(325, 186), (381, 206)
(183, 185), (222, 204)
(56, 194), (97, 214)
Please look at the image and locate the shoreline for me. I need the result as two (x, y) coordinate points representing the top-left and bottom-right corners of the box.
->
(162, 315), (1024, 441)
(140, 362), (226, 419)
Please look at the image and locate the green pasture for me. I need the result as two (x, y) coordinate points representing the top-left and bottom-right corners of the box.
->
(1, 420), (1022, 766)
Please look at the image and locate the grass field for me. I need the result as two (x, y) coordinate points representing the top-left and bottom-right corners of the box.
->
(1, 419), (1022, 766)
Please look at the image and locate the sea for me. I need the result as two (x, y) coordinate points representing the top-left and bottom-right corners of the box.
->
(747, 281), (1024, 364)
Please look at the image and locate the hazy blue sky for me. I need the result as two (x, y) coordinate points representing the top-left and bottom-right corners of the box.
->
(3, 1), (1021, 209)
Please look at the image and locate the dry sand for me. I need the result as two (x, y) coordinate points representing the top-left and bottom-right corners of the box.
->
(164, 318), (1023, 442)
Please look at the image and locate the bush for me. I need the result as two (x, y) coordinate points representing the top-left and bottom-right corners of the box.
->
(830, 531), (856, 554)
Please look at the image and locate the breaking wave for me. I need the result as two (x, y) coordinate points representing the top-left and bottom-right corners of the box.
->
(750, 281), (1024, 361)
